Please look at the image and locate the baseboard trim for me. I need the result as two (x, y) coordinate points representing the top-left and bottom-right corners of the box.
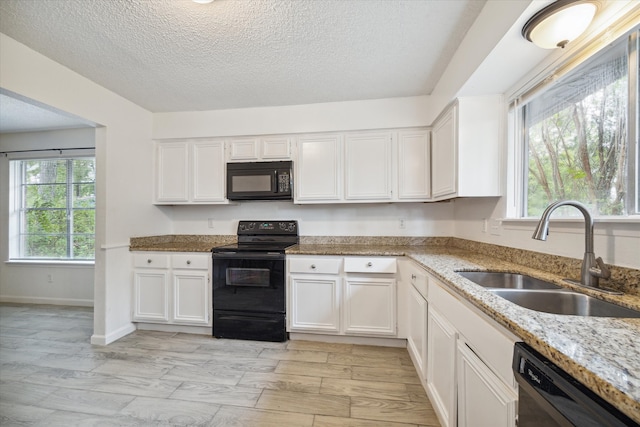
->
(136, 322), (212, 335)
(0, 295), (93, 307)
(289, 332), (407, 348)
(91, 322), (136, 346)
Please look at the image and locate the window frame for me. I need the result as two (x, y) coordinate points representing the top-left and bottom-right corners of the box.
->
(8, 154), (96, 262)
(510, 26), (640, 220)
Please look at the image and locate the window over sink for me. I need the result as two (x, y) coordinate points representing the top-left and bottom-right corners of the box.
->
(514, 27), (639, 218)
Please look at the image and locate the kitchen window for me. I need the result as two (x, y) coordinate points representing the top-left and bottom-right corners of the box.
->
(517, 28), (639, 218)
(9, 157), (96, 261)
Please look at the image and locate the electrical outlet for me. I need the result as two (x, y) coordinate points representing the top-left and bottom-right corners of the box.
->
(47, 274), (53, 283)
(399, 218), (406, 229)
(482, 218), (488, 233)
(208, 218), (215, 229)
(490, 219), (502, 236)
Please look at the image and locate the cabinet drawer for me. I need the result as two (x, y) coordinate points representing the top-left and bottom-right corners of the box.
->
(171, 254), (209, 270)
(429, 278), (517, 387)
(289, 257), (341, 274)
(344, 257), (397, 274)
(133, 253), (170, 269)
(411, 269), (428, 300)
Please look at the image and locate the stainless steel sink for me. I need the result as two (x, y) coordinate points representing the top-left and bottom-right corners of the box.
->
(490, 289), (640, 318)
(458, 271), (562, 290)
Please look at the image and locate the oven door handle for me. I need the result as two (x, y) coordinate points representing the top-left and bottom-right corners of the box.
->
(213, 252), (285, 261)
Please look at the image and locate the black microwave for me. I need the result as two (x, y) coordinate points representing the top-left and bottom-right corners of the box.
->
(226, 161), (293, 201)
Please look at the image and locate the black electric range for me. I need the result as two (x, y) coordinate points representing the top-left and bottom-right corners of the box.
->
(211, 221), (298, 342)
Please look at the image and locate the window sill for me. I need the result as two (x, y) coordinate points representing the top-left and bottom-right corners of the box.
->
(5, 259), (95, 267)
(502, 216), (640, 224)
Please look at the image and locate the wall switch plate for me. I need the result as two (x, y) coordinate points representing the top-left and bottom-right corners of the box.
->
(208, 218), (215, 229)
(482, 218), (488, 233)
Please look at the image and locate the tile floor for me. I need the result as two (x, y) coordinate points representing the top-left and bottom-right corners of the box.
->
(0, 303), (440, 426)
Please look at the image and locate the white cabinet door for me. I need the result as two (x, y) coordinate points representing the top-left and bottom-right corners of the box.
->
(457, 341), (517, 427)
(289, 276), (341, 334)
(228, 138), (259, 161)
(262, 136), (291, 159)
(173, 270), (209, 325)
(343, 277), (396, 336)
(192, 141), (226, 202)
(345, 131), (393, 200)
(133, 269), (169, 322)
(398, 129), (430, 200)
(427, 307), (457, 427)
(156, 142), (189, 202)
(295, 134), (343, 202)
(407, 283), (428, 379)
(431, 104), (457, 199)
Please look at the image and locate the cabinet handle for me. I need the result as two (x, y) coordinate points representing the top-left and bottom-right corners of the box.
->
(366, 262), (373, 267)
(187, 260), (191, 265)
(310, 264), (316, 270)
(147, 259), (152, 264)
(411, 274), (417, 280)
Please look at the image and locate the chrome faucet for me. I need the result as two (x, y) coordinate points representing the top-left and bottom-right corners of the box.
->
(532, 200), (612, 291)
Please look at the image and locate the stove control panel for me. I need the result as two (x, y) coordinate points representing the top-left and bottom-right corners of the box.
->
(238, 220), (298, 235)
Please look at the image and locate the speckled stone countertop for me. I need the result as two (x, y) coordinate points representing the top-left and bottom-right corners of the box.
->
(130, 234), (640, 421)
(129, 235), (236, 252)
(289, 242), (640, 423)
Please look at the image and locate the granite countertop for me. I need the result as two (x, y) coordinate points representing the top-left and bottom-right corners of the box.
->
(288, 243), (640, 423)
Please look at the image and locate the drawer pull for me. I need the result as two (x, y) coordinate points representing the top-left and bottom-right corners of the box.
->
(366, 262), (373, 267)
(310, 264), (316, 270)
(187, 260), (191, 265)
(147, 259), (152, 264)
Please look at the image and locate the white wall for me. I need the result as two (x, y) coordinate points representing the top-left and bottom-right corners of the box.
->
(164, 202), (454, 237)
(0, 128), (96, 305)
(0, 33), (172, 344)
(153, 96), (433, 139)
(453, 198), (640, 270)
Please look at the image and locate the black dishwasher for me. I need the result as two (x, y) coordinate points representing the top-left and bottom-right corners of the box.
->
(513, 342), (638, 427)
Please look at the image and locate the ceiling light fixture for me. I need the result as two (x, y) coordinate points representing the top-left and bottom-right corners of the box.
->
(192, 0), (214, 4)
(522, 0), (598, 49)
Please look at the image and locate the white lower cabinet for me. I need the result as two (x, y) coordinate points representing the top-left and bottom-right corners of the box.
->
(344, 277), (395, 336)
(289, 275), (341, 333)
(457, 340), (517, 427)
(133, 267), (170, 322)
(425, 271), (518, 427)
(133, 252), (210, 326)
(172, 270), (209, 324)
(407, 280), (428, 379)
(426, 307), (458, 427)
(287, 255), (397, 337)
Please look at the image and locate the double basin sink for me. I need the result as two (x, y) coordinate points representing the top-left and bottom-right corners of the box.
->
(458, 271), (640, 318)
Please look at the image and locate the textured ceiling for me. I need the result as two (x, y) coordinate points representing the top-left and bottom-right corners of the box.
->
(0, 0), (486, 114)
(0, 93), (95, 134)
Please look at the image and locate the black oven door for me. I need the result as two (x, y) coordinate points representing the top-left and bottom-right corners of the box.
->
(212, 252), (285, 314)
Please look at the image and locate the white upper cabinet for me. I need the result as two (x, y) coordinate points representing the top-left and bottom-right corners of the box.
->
(345, 131), (393, 200)
(295, 133), (343, 202)
(228, 136), (292, 162)
(154, 139), (227, 204)
(398, 129), (430, 200)
(295, 128), (430, 204)
(156, 142), (189, 203)
(431, 95), (503, 200)
(192, 141), (226, 202)
(431, 106), (457, 199)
